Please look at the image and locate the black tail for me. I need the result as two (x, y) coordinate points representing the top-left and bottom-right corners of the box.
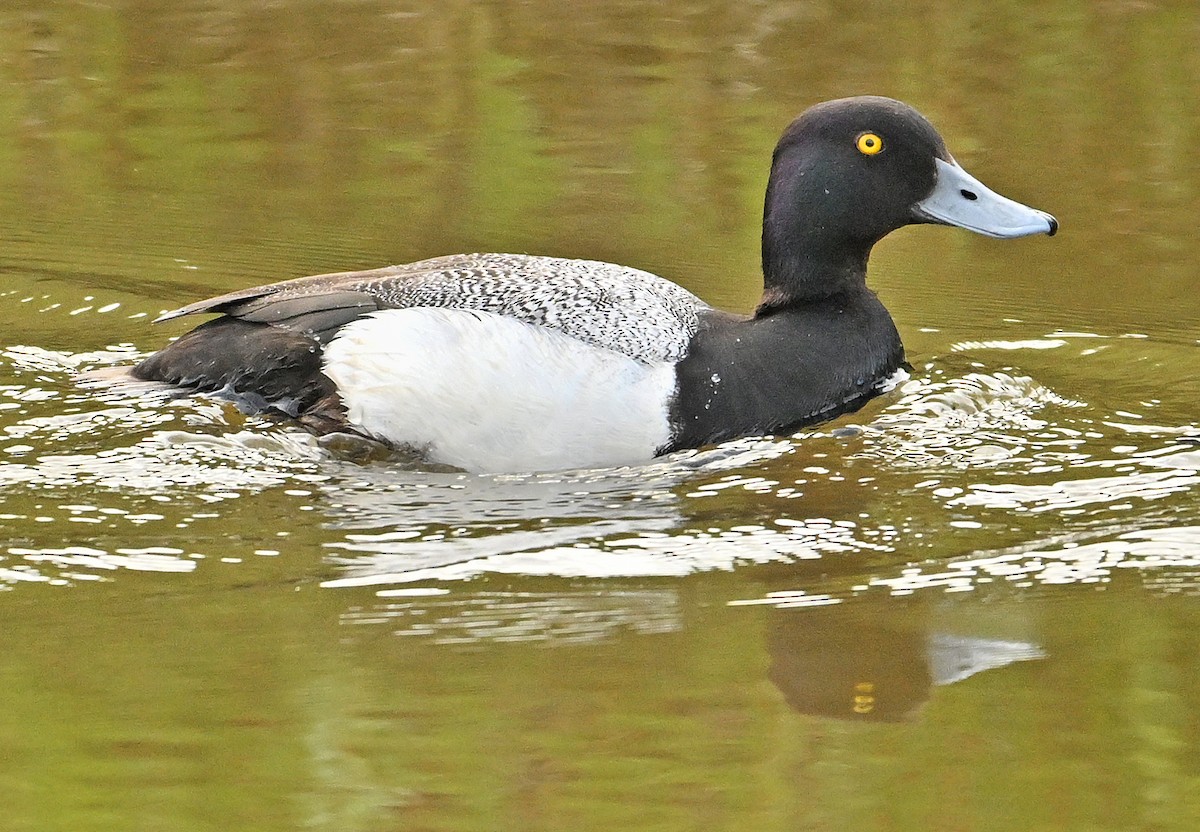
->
(133, 317), (339, 421)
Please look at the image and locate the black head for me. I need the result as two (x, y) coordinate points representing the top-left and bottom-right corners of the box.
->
(769, 96), (948, 245)
(760, 96), (1055, 310)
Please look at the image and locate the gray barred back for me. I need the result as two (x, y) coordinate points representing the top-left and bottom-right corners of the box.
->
(158, 253), (711, 364)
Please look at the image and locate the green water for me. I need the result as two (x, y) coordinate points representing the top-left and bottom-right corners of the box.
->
(1, 2), (1199, 830)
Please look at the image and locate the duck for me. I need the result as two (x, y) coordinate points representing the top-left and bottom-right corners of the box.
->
(129, 96), (1057, 473)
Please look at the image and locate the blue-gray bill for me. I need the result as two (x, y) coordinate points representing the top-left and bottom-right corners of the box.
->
(913, 157), (1058, 238)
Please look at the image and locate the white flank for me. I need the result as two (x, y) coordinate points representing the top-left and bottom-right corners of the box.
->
(323, 308), (676, 473)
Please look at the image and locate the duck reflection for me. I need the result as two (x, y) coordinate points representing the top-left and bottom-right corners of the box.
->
(330, 577), (1045, 725)
(767, 601), (1045, 722)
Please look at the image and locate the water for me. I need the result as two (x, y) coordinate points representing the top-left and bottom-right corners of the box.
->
(1, 3), (1199, 829)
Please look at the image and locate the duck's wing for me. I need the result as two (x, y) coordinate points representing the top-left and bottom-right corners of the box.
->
(155, 253), (710, 363)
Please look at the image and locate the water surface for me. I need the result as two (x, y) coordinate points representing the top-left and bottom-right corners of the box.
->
(1, 3), (1199, 830)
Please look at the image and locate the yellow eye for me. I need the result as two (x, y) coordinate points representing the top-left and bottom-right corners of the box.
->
(856, 132), (883, 155)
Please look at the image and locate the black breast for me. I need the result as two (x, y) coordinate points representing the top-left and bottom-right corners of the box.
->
(664, 290), (905, 452)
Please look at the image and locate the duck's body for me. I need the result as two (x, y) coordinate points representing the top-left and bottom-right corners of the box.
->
(130, 97), (1056, 472)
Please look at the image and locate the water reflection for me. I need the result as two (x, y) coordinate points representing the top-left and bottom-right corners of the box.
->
(765, 601), (1045, 722)
(328, 577), (1048, 724)
(339, 588), (681, 645)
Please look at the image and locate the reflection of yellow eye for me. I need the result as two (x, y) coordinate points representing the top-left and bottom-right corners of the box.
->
(856, 132), (883, 155)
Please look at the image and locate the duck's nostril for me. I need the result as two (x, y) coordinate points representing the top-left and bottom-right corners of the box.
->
(960, 189), (978, 201)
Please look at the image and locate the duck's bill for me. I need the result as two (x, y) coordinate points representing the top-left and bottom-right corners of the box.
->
(912, 158), (1058, 238)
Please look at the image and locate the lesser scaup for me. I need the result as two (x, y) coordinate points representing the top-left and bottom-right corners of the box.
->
(130, 96), (1057, 472)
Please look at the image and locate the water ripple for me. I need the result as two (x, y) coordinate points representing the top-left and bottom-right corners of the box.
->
(0, 339), (1197, 597)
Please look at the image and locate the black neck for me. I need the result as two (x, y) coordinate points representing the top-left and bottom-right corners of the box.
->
(758, 235), (870, 314)
(757, 151), (874, 313)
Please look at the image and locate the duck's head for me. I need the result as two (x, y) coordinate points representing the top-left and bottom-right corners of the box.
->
(761, 96), (1056, 307)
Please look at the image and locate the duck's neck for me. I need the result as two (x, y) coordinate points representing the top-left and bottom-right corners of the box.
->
(758, 236), (870, 314)
(757, 153), (874, 314)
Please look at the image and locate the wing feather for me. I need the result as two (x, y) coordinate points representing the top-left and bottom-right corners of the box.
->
(153, 253), (710, 363)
